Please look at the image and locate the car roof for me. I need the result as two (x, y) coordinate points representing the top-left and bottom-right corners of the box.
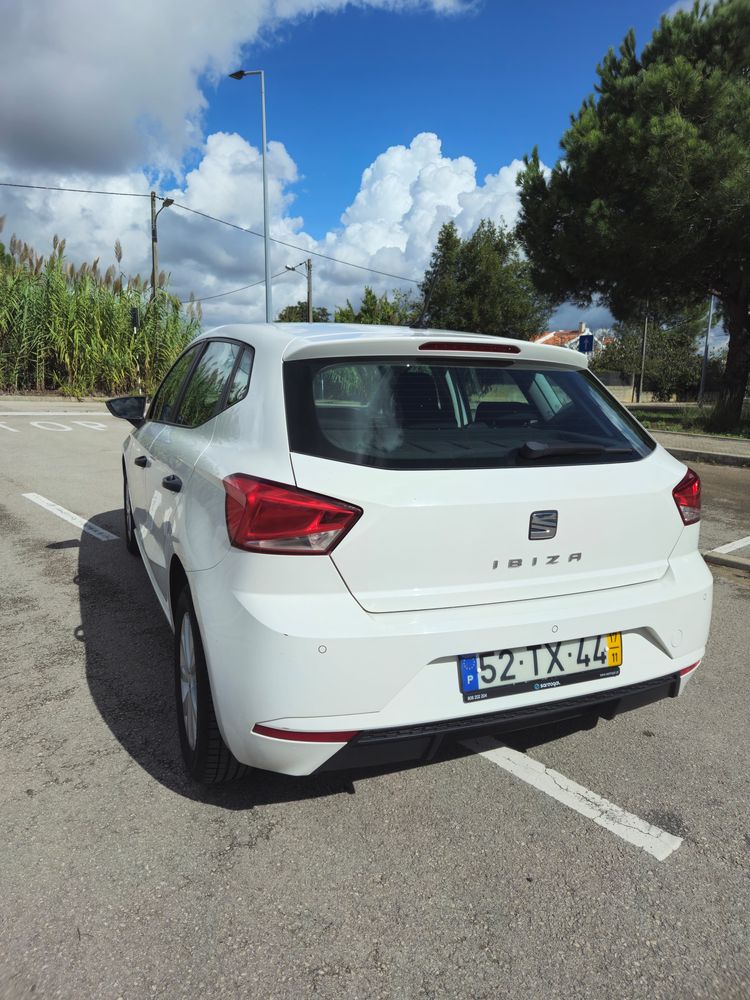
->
(192, 322), (589, 369)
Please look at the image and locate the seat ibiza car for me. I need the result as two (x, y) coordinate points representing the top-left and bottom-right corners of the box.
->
(107, 324), (713, 784)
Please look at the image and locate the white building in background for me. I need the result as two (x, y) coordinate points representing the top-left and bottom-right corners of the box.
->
(533, 322), (612, 356)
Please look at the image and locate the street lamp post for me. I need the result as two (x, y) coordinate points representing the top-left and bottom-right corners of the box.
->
(229, 69), (273, 323)
(637, 301), (649, 404)
(698, 294), (715, 405)
(150, 191), (173, 302)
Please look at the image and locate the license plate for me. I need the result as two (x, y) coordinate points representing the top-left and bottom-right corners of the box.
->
(458, 633), (622, 703)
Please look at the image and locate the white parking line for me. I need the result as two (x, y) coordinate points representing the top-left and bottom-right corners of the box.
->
(22, 493), (118, 542)
(463, 736), (683, 861)
(0, 411), (112, 417)
(711, 535), (750, 555)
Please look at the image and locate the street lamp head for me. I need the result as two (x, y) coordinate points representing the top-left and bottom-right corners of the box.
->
(162, 198), (174, 208)
(229, 70), (246, 80)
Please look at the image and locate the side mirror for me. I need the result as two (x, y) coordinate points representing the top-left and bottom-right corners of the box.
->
(106, 396), (147, 428)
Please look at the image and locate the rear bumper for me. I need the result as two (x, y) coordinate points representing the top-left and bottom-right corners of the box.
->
(317, 670), (682, 772)
(189, 548), (712, 776)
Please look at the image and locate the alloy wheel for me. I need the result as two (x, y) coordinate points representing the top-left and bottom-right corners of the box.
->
(179, 613), (199, 751)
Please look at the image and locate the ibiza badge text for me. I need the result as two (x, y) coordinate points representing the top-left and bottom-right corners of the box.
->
(493, 553), (583, 570)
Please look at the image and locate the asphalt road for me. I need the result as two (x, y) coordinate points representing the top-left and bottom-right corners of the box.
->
(1, 401), (749, 1000)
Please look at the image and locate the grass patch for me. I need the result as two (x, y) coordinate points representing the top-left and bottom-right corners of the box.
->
(630, 406), (750, 439)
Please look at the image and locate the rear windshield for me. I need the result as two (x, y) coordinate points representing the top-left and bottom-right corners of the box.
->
(284, 357), (655, 470)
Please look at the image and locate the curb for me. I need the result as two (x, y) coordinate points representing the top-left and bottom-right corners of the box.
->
(0, 394), (108, 402)
(703, 551), (750, 573)
(661, 446), (750, 469)
(654, 429), (747, 441)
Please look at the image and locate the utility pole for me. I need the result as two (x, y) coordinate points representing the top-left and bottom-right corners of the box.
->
(285, 258), (314, 321)
(698, 294), (715, 405)
(150, 192), (158, 302)
(637, 303), (649, 403)
(150, 192), (173, 302)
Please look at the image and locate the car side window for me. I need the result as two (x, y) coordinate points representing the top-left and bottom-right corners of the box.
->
(225, 347), (254, 408)
(174, 340), (241, 428)
(149, 346), (201, 424)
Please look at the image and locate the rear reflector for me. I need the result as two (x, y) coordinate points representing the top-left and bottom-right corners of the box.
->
(418, 341), (521, 354)
(679, 661), (700, 677)
(672, 468), (701, 525)
(253, 724), (358, 743)
(223, 475), (362, 555)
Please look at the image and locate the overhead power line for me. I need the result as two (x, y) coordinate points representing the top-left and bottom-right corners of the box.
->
(0, 180), (150, 198)
(189, 269), (290, 304)
(169, 201), (420, 285)
(0, 178), (422, 289)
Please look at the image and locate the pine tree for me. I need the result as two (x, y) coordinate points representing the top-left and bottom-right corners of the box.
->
(419, 220), (552, 339)
(517, 0), (750, 427)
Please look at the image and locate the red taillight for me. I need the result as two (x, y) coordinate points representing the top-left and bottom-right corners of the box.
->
(672, 468), (701, 525)
(253, 724), (358, 743)
(418, 340), (521, 354)
(223, 475), (362, 555)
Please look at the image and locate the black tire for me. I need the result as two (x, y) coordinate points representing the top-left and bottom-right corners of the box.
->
(173, 586), (247, 784)
(123, 474), (140, 556)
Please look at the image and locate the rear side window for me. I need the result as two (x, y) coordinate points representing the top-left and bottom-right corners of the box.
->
(284, 357), (655, 470)
(226, 347), (253, 407)
(149, 345), (201, 423)
(175, 340), (241, 428)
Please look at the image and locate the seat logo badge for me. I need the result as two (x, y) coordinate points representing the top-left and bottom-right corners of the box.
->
(529, 510), (558, 540)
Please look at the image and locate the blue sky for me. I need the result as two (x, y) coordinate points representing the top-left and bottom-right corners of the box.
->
(2, 0), (699, 329)
(211, 1), (677, 239)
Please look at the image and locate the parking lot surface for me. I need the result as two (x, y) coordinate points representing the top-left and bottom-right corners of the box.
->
(1, 402), (749, 999)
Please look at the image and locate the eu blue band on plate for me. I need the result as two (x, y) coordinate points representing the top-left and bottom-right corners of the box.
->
(460, 655), (478, 692)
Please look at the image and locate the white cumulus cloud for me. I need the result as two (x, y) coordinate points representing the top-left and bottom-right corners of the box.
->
(0, 130), (542, 326)
(0, 0), (476, 174)
(0, 0), (609, 334)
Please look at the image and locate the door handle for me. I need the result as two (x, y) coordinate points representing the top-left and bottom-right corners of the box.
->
(134, 455), (149, 468)
(162, 475), (182, 493)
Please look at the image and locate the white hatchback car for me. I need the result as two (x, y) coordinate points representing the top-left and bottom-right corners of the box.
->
(108, 324), (713, 784)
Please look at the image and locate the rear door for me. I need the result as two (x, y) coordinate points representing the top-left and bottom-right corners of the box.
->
(284, 353), (687, 613)
(141, 340), (242, 602)
(129, 344), (201, 554)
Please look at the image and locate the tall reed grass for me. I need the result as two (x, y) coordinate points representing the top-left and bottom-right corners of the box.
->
(0, 222), (201, 396)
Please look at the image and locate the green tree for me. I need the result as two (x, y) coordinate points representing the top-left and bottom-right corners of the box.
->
(275, 300), (330, 323)
(419, 220), (553, 339)
(334, 286), (419, 325)
(592, 306), (705, 401)
(419, 221), (463, 330)
(517, 0), (750, 428)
